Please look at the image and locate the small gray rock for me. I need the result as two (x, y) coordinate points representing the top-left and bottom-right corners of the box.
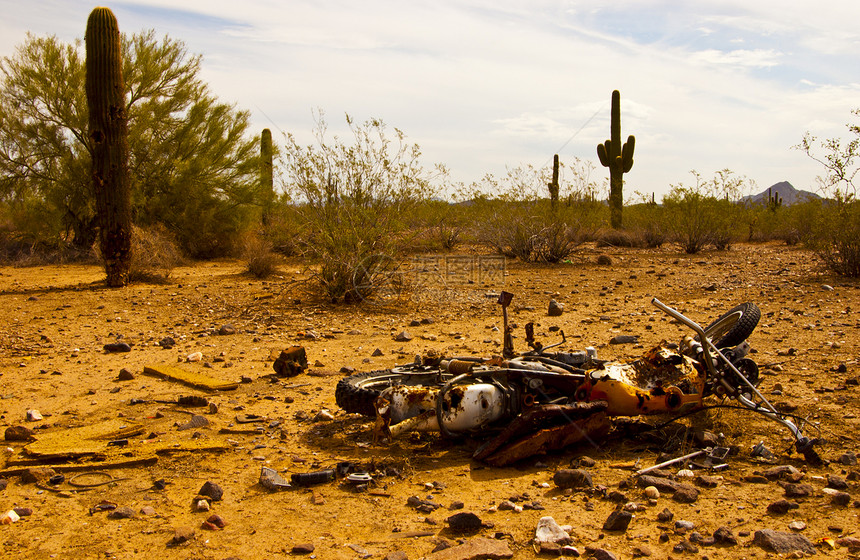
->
(107, 506), (135, 519)
(609, 335), (638, 345)
(548, 299), (564, 316)
(767, 498), (800, 514)
(198, 481), (223, 502)
(394, 331), (412, 342)
(752, 529), (816, 555)
(445, 511), (482, 533)
(602, 510), (632, 532)
(553, 468), (593, 489)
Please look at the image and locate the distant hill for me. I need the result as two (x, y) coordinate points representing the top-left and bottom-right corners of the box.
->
(742, 181), (822, 206)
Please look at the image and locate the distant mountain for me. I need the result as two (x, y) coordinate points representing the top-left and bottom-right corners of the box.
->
(742, 181), (822, 206)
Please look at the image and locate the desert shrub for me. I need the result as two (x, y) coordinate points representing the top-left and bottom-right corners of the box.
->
(662, 187), (742, 254)
(479, 202), (585, 263)
(280, 113), (440, 302)
(595, 227), (642, 248)
(261, 203), (307, 257)
(240, 230), (280, 278)
(806, 197), (860, 277)
(127, 224), (183, 283)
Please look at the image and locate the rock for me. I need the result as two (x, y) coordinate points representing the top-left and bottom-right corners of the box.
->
(424, 537), (513, 560)
(672, 484), (700, 503)
(107, 506), (136, 519)
(631, 544), (652, 557)
(25, 409), (43, 422)
(534, 516), (572, 545)
(713, 526), (737, 545)
(674, 519), (694, 532)
(643, 486), (659, 499)
(139, 506), (156, 516)
(170, 526), (195, 545)
(588, 549), (617, 560)
(596, 255), (612, 266)
(762, 465), (801, 480)
(218, 324), (236, 335)
(446, 511), (482, 533)
(159, 337), (176, 348)
(832, 491), (852, 506)
(313, 409), (335, 421)
(672, 540), (698, 554)
(177, 414), (209, 431)
(198, 481), (223, 501)
(394, 331), (412, 342)
(826, 473), (848, 490)
(4, 425), (34, 441)
(752, 529), (816, 555)
(186, 351), (203, 362)
(609, 335), (638, 345)
(260, 467), (291, 491)
(574, 456), (596, 468)
(767, 498), (800, 514)
(552, 469), (593, 489)
(836, 537), (860, 552)
(104, 342), (132, 353)
(548, 300), (564, 316)
(0, 479), (7, 491)
(372, 348), (384, 357)
(20, 467), (57, 484)
(788, 520), (806, 531)
(694, 475), (720, 488)
(291, 543), (315, 554)
(839, 452), (858, 465)
(383, 552), (409, 560)
(602, 510), (632, 532)
(783, 483), (813, 498)
(656, 508), (674, 522)
(0, 510), (20, 525)
(206, 514), (226, 528)
(117, 368), (134, 380)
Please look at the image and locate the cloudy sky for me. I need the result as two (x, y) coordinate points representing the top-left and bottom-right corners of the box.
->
(2, 1), (859, 199)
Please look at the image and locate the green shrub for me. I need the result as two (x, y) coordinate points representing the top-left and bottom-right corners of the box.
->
(806, 197), (860, 277)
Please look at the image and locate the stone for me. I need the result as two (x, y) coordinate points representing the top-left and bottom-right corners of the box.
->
(446, 511), (482, 533)
(826, 473), (848, 490)
(596, 255), (612, 266)
(383, 552), (409, 560)
(25, 409), (43, 422)
(139, 506), (156, 516)
(117, 368), (134, 380)
(291, 543), (315, 554)
(273, 346), (307, 377)
(394, 331), (413, 342)
(20, 467), (57, 484)
(656, 508), (674, 522)
(218, 324), (236, 335)
(836, 537), (860, 552)
(788, 520), (806, 531)
(602, 510), (632, 532)
(177, 414), (209, 431)
(372, 348), (384, 357)
(159, 337), (176, 348)
(4, 425), (34, 441)
(831, 491), (852, 506)
(104, 342), (132, 353)
(107, 506), (136, 519)
(644, 486), (659, 499)
(767, 499), (800, 514)
(170, 526), (195, 545)
(713, 526), (737, 545)
(672, 484), (700, 503)
(783, 483), (813, 498)
(762, 465), (801, 480)
(609, 335), (638, 345)
(198, 481), (223, 501)
(752, 529), (816, 555)
(424, 537), (513, 560)
(548, 300), (564, 317)
(206, 514), (226, 528)
(552, 469), (592, 489)
(534, 516), (572, 545)
(694, 475), (720, 488)
(588, 549), (617, 560)
(632, 544), (652, 557)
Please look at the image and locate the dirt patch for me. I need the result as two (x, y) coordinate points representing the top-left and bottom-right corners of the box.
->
(0, 243), (858, 559)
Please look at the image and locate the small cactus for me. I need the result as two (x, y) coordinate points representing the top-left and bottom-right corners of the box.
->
(86, 7), (131, 287)
(548, 154), (560, 210)
(261, 128), (274, 225)
(597, 90), (635, 229)
(767, 187), (783, 211)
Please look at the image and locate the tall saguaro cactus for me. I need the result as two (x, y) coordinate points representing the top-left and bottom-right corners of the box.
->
(86, 7), (131, 287)
(597, 90), (635, 229)
(261, 128), (274, 225)
(548, 154), (560, 210)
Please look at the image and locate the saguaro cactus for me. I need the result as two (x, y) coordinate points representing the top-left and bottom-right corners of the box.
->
(86, 7), (131, 287)
(261, 128), (274, 225)
(548, 154), (560, 210)
(597, 90), (635, 229)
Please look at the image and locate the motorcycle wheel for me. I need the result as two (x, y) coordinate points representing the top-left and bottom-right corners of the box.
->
(702, 302), (761, 348)
(335, 369), (450, 417)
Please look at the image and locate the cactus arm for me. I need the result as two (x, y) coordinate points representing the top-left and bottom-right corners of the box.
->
(597, 141), (610, 167)
(621, 135), (635, 173)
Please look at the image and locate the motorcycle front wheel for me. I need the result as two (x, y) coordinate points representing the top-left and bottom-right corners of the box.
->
(701, 302), (761, 348)
(335, 369), (451, 417)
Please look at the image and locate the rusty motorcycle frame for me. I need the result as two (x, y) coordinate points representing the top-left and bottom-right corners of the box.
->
(335, 293), (821, 465)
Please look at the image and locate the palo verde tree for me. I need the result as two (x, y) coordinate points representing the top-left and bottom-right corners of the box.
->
(85, 7), (131, 287)
(597, 89), (635, 229)
(0, 29), (260, 257)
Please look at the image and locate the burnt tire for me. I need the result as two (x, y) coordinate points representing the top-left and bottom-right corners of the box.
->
(335, 369), (448, 417)
(702, 302), (761, 348)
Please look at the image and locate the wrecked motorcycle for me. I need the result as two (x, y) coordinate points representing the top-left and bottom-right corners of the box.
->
(335, 293), (821, 466)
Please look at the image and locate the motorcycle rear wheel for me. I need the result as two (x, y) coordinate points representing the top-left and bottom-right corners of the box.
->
(702, 302), (761, 348)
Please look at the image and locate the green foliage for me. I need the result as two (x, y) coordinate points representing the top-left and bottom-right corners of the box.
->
(662, 170), (751, 254)
(0, 30), (260, 258)
(596, 89), (635, 229)
(280, 112), (440, 303)
(797, 109), (860, 276)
